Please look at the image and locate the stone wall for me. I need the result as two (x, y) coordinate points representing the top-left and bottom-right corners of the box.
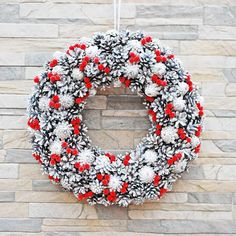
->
(0, 0), (236, 235)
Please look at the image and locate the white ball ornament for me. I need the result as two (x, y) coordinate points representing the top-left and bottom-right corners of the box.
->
(177, 82), (189, 95)
(161, 126), (178, 144)
(139, 166), (155, 183)
(77, 149), (94, 164)
(38, 97), (50, 111)
(54, 122), (71, 140)
(60, 94), (74, 109)
(173, 97), (186, 111)
(173, 159), (187, 173)
(108, 175), (122, 191)
(125, 64), (139, 78)
(142, 149), (158, 163)
(151, 63), (166, 77)
(145, 83), (160, 97)
(72, 68), (84, 80)
(50, 140), (62, 154)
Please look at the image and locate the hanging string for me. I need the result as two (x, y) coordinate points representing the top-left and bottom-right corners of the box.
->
(113, 0), (122, 31)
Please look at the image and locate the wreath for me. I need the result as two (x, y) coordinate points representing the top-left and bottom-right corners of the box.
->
(27, 30), (204, 206)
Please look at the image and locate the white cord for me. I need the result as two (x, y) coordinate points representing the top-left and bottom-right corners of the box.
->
(113, 0), (121, 31)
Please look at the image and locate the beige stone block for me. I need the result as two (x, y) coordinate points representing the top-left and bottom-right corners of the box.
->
(0, 203), (28, 217)
(0, 164), (19, 179)
(203, 131), (236, 140)
(0, 115), (27, 129)
(0, 80), (33, 94)
(0, 179), (32, 191)
(191, 69), (225, 82)
(205, 97), (236, 110)
(19, 164), (46, 180)
(3, 130), (31, 149)
(204, 117), (236, 131)
(102, 110), (146, 117)
(180, 40), (236, 56)
(201, 82), (226, 97)
(29, 203), (97, 219)
(25, 67), (44, 80)
(0, 23), (58, 38)
(42, 219), (127, 231)
(128, 209), (231, 220)
(86, 96), (107, 109)
(0, 94), (27, 108)
(173, 180), (236, 192)
(0, 53), (25, 66)
(15, 191), (77, 203)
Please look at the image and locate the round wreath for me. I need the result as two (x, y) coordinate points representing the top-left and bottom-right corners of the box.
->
(27, 30), (204, 206)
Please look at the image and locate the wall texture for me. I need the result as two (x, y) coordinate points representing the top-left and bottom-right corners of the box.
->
(0, 0), (236, 235)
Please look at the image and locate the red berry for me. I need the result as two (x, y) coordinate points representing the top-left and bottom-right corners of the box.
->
(84, 77), (90, 83)
(124, 79), (131, 87)
(74, 162), (80, 169)
(79, 166), (85, 172)
(155, 50), (161, 56)
(84, 56), (90, 62)
(52, 95), (59, 102)
(62, 142), (68, 148)
(93, 57), (100, 64)
(104, 67), (110, 74)
(156, 56), (162, 62)
(103, 189), (110, 195)
(146, 36), (152, 43)
(102, 179), (108, 186)
(85, 82), (92, 89)
(129, 52), (135, 57)
(80, 44), (86, 50)
(50, 159), (56, 165)
(54, 103), (61, 109)
(123, 159), (129, 166)
(49, 59), (58, 68)
(141, 38), (146, 45)
(84, 163), (90, 170)
(119, 77), (126, 83)
(34, 76), (40, 83)
(71, 149), (78, 156)
(98, 64), (104, 71)
(97, 174), (103, 181)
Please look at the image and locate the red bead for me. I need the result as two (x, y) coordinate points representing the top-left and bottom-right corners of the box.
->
(102, 179), (108, 186)
(103, 189), (110, 195)
(85, 82), (92, 89)
(52, 95), (59, 102)
(93, 57), (100, 64)
(71, 149), (78, 155)
(54, 103), (61, 109)
(84, 56), (90, 62)
(104, 67), (110, 74)
(146, 36), (152, 43)
(80, 44), (86, 50)
(98, 64), (104, 71)
(74, 162), (80, 169)
(97, 174), (103, 181)
(84, 163), (90, 170)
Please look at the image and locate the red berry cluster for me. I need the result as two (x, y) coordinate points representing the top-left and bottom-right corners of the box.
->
(148, 109), (157, 122)
(165, 103), (175, 119)
(105, 153), (116, 163)
(27, 118), (40, 130)
(145, 96), (155, 103)
(48, 175), (60, 182)
(178, 128), (191, 143)
(75, 92), (89, 104)
(186, 75), (193, 92)
(141, 36), (152, 45)
(97, 173), (110, 186)
(49, 59), (58, 68)
(123, 154), (131, 166)
(119, 77), (131, 87)
(167, 152), (182, 166)
(78, 191), (94, 201)
(194, 144), (201, 153)
(196, 102), (204, 117)
(153, 175), (161, 186)
(74, 162), (90, 172)
(129, 51), (140, 63)
(71, 117), (81, 135)
(32, 153), (42, 164)
(195, 125), (202, 137)
(155, 124), (162, 136)
(67, 43), (86, 55)
(79, 55), (90, 71)
(50, 154), (61, 165)
(151, 74), (167, 87)
(159, 187), (167, 197)
(48, 72), (60, 83)
(49, 95), (60, 109)
(120, 182), (129, 194)
(155, 49), (167, 63)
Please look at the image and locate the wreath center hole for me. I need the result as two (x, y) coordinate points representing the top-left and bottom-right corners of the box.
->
(83, 85), (150, 153)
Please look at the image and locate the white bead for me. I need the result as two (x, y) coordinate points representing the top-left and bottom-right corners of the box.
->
(145, 83), (160, 97)
(161, 126), (178, 144)
(139, 166), (155, 183)
(72, 68), (84, 80)
(142, 149), (158, 163)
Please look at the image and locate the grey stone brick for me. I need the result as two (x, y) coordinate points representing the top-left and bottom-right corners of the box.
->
(5, 149), (36, 163)
(214, 140), (236, 152)
(0, 67), (25, 81)
(136, 5), (203, 18)
(25, 52), (52, 66)
(0, 4), (19, 23)
(0, 164), (19, 178)
(188, 193), (232, 204)
(0, 192), (15, 202)
(32, 180), (62, 192)
(82, 110), (101, 129)
(223, 69), (236, 83)
(128, 219), (236, 233)
(95, 205), (128, 220)
(0, 219), (42, 232)
(204, 6), (236, 26)
(107, 95), (145, 110)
